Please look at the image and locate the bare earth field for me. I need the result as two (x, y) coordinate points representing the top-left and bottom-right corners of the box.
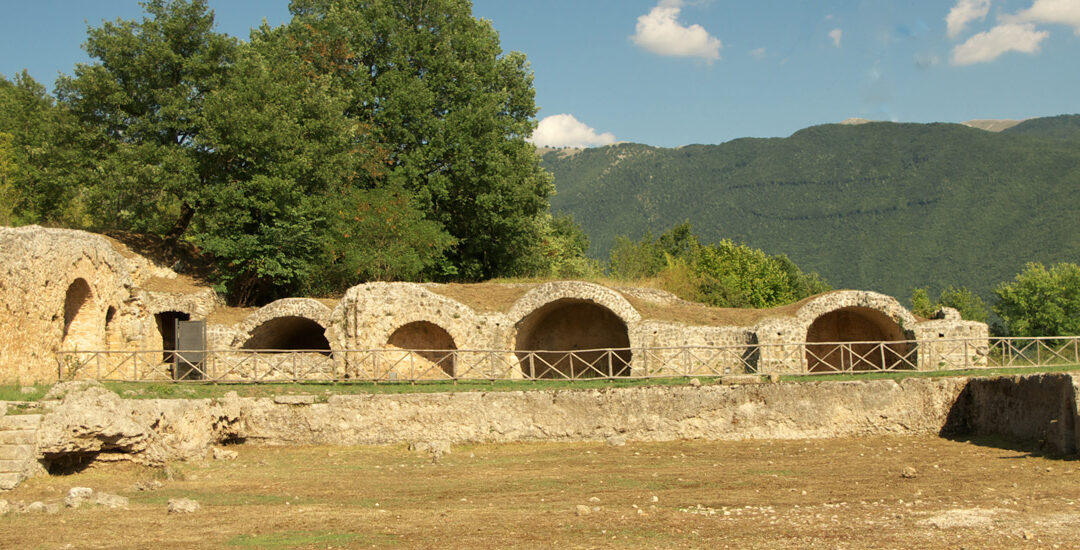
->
(1, 435), (1078, 549)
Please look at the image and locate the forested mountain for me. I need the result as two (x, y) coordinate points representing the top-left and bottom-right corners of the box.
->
(541, 116), (1080, 301)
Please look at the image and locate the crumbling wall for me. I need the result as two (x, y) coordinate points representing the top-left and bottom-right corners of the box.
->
(0, 227), (171, 382)
(2, 228), (992, 383)
(942, 373), (1080, 455)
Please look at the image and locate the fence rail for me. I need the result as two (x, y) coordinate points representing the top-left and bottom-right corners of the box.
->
(55, 336), (1080, 383)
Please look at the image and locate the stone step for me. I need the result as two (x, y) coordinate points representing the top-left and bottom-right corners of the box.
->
(0, 472), (23, 491)
(0, 430), (36, 445)
(0, 445), (33, 460)
(0, 459), (26, 472)
(0, 414), (43, 430)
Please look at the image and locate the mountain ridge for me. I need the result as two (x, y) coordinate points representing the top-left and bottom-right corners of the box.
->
(541, 115), (1080, 301)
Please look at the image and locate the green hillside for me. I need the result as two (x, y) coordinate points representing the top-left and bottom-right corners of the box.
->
(541, 117), (1080, 301)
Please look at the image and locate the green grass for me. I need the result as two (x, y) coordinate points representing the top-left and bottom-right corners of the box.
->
(226, 531), (389, 548)
(0, 384), (49, 402)
(781, 363), (1080, 383)
(2, 364), (1078, 402)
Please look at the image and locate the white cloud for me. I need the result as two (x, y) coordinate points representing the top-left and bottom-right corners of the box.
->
(1005, 0), (1080, 34)
(750, 47), (767, 60)
(531, 114), (616, 148)
(946, 0), (991, 38)
(631, 0), (722, 61)
(950, 23), (1049, 65)
(829, 28), (844, 47)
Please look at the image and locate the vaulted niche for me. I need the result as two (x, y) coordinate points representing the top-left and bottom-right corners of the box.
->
(514, 299), (631, 378)
(242, 316), (331, 353)
(805, 306), (910, 372)
(62, 278), (92, 340)
(387, 321), (457, 376)
(60, 278), (102, 350)
(155, 311), (190, 362)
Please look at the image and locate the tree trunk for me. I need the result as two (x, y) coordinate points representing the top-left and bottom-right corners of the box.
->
(163, 203), (195, 247)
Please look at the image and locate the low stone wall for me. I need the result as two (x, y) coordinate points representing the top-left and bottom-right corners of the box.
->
(942, 373), (1080, 455)
(5, 373), (1078, 491)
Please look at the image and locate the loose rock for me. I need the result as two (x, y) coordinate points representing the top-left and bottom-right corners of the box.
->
(65, 487), (94, 508)
(168, 498), (200, 514)
(901, 467), (918, 479)
(212, 447), (238, 461)
(0, 499), (9, 515)
(689, 378), (702, 387)
(605, 436), (627, 447)
(575, 505), (591, 516)
(134, 480), (164, 492)
(95, 492), (129, 509)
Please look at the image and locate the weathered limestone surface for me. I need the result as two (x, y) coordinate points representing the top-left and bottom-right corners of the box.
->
(337, 282), (510, 351)
(5, 373), (1075, 491)
(36, 382), (243, 466)
(1, 226), (172, 382)
(242, 377), (969, 446)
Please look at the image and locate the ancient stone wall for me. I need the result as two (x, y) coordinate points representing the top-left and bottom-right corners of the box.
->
(6, 373), (1077, 491)
(1, 227), (176, 382)
(1, 227), (991, 382)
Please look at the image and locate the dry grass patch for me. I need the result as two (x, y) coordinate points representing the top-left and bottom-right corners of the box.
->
(2, 436), (1079, 548)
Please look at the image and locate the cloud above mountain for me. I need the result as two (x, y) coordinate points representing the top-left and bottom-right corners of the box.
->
(631, 0), (722, 61)
(531, 114), (617, 148)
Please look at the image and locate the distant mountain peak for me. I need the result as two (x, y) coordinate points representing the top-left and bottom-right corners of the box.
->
(838, 118), (874, 125)
(961, 119), (1024, 132)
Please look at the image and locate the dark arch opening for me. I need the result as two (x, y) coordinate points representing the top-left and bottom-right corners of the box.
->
(243, 316), (331, 352)
(155, 311), (191, 362)
(514, 299), (632, 379)
(62, 278), (92, 340)
(387, 321), (457, 376)
(805, 307), (911, 372)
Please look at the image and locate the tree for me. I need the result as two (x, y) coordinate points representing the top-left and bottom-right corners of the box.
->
(910, 285), (989, 322)
(283, 0), (554, 280)
(0, 132), (14, 224)
(518, 213), (600, 279)
(0, 71), (91, 225)
(55, 0), (239, 240)
(608, 223), (830, 308)
(994, 262), (1080, 337)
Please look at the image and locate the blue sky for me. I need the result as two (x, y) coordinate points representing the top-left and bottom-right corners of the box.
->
(2, 0), (1078, 147)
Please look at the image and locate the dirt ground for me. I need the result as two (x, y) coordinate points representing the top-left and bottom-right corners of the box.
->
(1, 435), (1078, 549)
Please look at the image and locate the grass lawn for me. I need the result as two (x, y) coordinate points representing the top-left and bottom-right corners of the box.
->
(2, 364), (1078, 402)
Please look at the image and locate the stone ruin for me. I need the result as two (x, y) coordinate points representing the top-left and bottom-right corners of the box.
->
(0, 225), (989, 384)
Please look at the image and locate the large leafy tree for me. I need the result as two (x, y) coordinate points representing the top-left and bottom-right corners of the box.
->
(284, 0), (554, 280)
(0, 72), (91, 225)
(994, 262), (1080, 337)
(55, 0), (239, 241)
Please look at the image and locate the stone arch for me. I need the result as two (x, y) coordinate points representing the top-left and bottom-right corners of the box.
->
(338, 282), (494, 351)
(387, 321), (457, 376)
(797, 291), (916, 372)
(235, 298), (334, 352)
(508, 281), (641, 327)
(61, 278), (101, 350)
(242, 316), (331, 351)
(514, 298), (632, 379)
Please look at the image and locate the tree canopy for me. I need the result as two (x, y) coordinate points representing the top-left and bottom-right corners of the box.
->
(609, 222), (831, 308)
(994, 262), (1080, 337)
(1, 0), (568, 305)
